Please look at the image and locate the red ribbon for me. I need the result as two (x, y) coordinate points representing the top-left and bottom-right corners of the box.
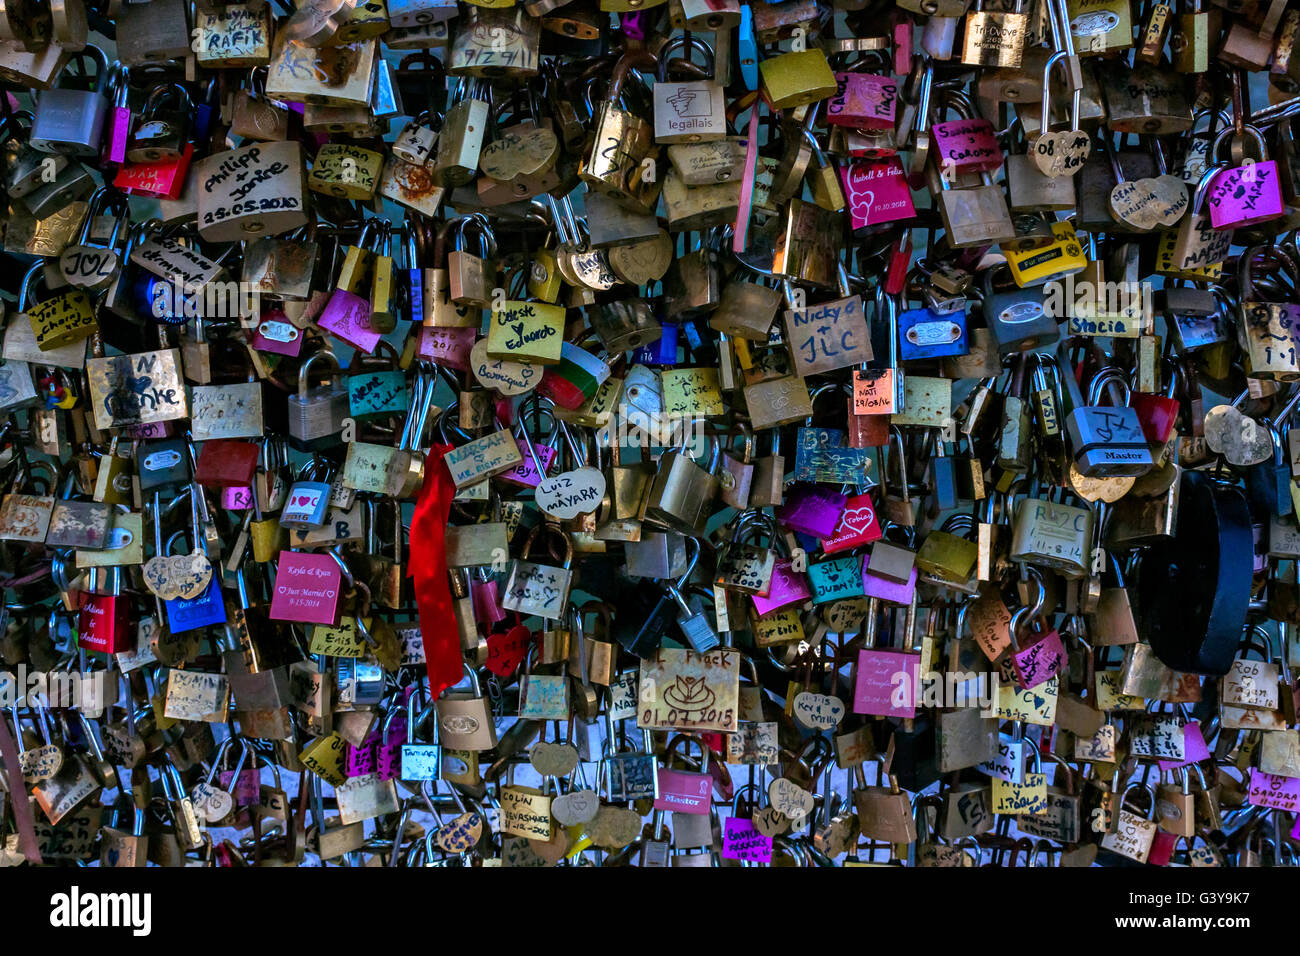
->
(409, 444), (463, 700)
(0, 713), (42, 864)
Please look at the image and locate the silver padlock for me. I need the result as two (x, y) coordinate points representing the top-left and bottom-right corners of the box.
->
(30, 46), (110, 157)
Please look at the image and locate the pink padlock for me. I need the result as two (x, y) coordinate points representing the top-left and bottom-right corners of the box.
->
(931, 116), (1002, 175)
(376, 713), (407, 781)
(318, 288), (382, 355)
(827, 73), (898, 131)
(345, 740), (378, 777)
(218, 767), (261, 805)
(751, 558), (812, 616)
(269, 551), (342, 625)
(418, 325), (476, 370)
(499, 431), (558, 488)
(853, 648), (919, 717)
(1206, 160), (1285, 229)
(251, 309), (305, 357)
(1157, 721), (1212, 772)
(471, 572), (508, 625)
(839, 156), (916, 231)
(777, 484), (847, 538)
(222, 485), (254, 510)
(1010, 626), (1066, 690)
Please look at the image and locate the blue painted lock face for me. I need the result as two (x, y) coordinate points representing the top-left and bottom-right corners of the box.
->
(347, 369), (409, 419)
(807, 555), (866, 605)
(898, 307), (969, 361)
(796, 427), (871, 483)
(632, 323), (679, 365)
(165, 577), (227, 634)
(795, 427), (845, 481)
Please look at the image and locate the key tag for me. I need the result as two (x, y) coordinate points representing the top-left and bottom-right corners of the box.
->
(535, 421), (607, 520)
(1029, 51), (1090, 179)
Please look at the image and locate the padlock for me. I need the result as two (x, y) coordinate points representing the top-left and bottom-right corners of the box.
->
(30, 45), (108, 156)
(653, 35), (726, 144)
(125, 84), (191, 163)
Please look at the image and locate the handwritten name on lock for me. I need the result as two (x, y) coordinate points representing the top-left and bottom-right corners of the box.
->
(312, 144), (380, 193)
(197, 141), (307, 240)
(722, 817), (772, 863)
(661, 367), (724, 417)
(1248, 770), (1300, 812)
(995, 675), (1058, 726)
(269, 552), (342, 625)
(783, 295), (871, 377)
(196, 5), (271, 61)
(852, 368), (896, 415)
(840, 157), (914, 230)
(487, 300), (565, 365)
(164, 669), (228, 721)
(1128, 714), (1186, 761)
(28, 290), (96, 350)
(131, 237), (224, 291)
(87, 350), (188, 431)
(445, 429), (522, 488)
(853, 648), (919, 718)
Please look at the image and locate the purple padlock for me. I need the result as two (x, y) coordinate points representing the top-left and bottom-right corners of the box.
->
(499, 433), (558, 488)
(251, 309), (305, 357)
(777, 484), (847, 539)
(222, 485), (254, 510)
(861, 553), (918, 604)
(318, 288), (381, 354)
(1207, 158), (1285, 230)
(751, 558), (812, 616)
(377, 713), (407, 781)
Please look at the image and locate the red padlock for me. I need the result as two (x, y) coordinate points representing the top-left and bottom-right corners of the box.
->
(194, 440), (260, 488)
(1129, 366), (1181, 444)
(78, 568), (133, 654)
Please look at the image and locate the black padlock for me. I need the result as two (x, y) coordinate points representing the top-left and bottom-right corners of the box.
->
(137, 436), (193, 492)
(125, 84), (192, 164)
(1138, 470), (1252, 677)
(611, 580), (678, 659)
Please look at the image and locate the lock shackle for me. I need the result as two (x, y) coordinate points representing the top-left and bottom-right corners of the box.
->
(141, 82), (192, 116)
(1086, 367), (1131, 407)
(656, 34), (715, 82)
(1211, 124), (1267, 166)
(295, 350), (343, 399)
(53, 44), (110, 90)
(608, 50), (658, 106)
(76, 186), (131, 249)
(1040, 51), (1081, 133)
